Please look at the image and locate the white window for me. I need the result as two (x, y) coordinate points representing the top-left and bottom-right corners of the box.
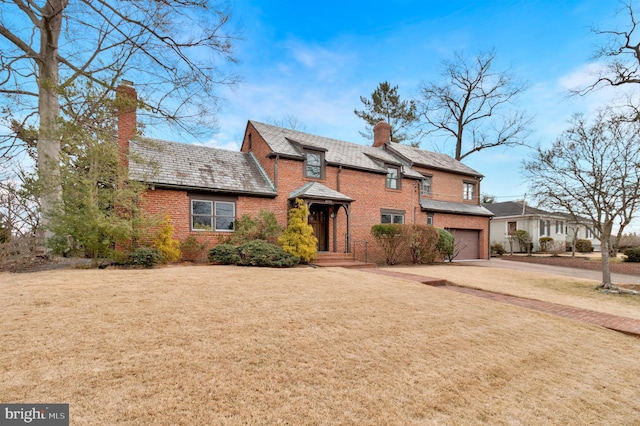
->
(191, 200), (235, 231)
(540, 219), (551, 236)
(427, 214), (434, 225)
(420, 176), (432, 196)
(463, 182), (475, 200)
(555, 221), (564, 234)
(386, 166), (400, 189)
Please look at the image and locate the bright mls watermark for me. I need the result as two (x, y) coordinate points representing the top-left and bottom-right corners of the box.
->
(0, 404), (68, 425)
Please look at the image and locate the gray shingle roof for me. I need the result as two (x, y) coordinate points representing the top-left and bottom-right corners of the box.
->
(481, 201), (552, 217)
(421, 199), (494, 217)
(128, 137), (276, 196)
(250, 121), (424, 179)
(289, 182), (353, 202)
(386, 143), (483, 177)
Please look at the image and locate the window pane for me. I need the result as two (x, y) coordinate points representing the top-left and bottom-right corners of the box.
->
(305, 152), (322, 178)
(216, 217), (234, 231)
(381, 214), (392, 223)
(393, 215), (404, 224)
(192, 200), (212, 215)
(193, 215), (213, 230)
(421, 178), (431, 195)
(215, 202), (234, 217)
(386, 167), (398, 189)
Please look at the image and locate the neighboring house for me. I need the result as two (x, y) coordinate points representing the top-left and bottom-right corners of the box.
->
(483, 201), (600, 253)
(117, 82), (493, 263)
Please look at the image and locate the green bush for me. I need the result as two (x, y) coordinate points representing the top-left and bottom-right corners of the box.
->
(208, 243), (241, 265)
(237, 240), (299, 267)
(371, 224), (404, 265)
(623, 247), (640, 262)
(539, 236), (554, 252)
(436, 228), (454, 262)
(127, 247), (162, 268)
(513, 230), (531, 253)
(574, 239), (594, 253)
(491, 242), (506, 256)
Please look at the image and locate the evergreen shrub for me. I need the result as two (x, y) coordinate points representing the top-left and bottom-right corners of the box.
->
(575, 239), (594, 253)
(623, 247), (640, 262)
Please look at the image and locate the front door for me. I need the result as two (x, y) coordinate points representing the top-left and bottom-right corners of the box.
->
(308, 204), (329, 251)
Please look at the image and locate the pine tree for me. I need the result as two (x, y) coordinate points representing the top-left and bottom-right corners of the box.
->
(354, 81), (418, 144)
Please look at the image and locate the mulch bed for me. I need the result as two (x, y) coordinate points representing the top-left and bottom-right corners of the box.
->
(499, 254), (640, 275)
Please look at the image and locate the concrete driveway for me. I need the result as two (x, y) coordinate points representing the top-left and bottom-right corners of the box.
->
(463, 258), (640, 285)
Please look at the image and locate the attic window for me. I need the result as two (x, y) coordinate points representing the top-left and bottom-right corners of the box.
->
(304, 150), (324, 179)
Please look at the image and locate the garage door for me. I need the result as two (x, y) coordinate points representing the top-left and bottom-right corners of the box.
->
(449, 229), (480, 260)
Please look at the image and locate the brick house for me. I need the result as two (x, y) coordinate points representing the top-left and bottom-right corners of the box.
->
(117, 82), (492, 263)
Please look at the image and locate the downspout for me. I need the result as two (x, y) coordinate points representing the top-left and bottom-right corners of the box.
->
(274, 155), (279, 190)
(337, 165), (342, 192)
(335, 165), (342, 253)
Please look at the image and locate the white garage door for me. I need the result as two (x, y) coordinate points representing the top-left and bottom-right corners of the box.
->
(449, 229), (480, 260)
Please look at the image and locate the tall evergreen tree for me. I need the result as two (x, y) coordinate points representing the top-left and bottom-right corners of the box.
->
(354, 81), (418, 145)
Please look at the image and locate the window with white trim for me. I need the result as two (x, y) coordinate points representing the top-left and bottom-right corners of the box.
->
(191, 199), (235, 231)
(463, 182), (475, 200)
(427, 213), (434, 225)
(420, 176), (432, 196)
(386, 166), (400, 189)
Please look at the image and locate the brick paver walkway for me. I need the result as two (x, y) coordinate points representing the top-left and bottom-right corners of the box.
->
(361, 268), (640, 337)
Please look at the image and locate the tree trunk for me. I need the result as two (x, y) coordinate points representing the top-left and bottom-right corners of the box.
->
(598, 226), (616, 290)
(37, 0), (68, 239)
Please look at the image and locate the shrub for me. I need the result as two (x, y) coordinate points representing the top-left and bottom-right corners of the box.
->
(623, 247), (640, 262)
(127, 247), (162, 268)
(180, 235), (208, 262)
(574, 239), (594, 253)
(232, 211), (283, 245)
(279, 199), (317, 263)
(208, 243), (241, 265)
(154, 215), (181, 262)
(539, 237), (554, 253)
(405, 224), (439, 264)
(436, 228), (454, 262)
(371, 224), (405, 265)
(491, 242), (506, 256)
(237, 240), (299, 267)
(513, 230), (531, 253)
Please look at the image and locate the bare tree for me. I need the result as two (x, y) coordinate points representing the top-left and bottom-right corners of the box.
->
(0, 0), (238, 235)
(417, 50), (532, 160)
(523, 108), (640, 290)
(573, 2), (640, 96)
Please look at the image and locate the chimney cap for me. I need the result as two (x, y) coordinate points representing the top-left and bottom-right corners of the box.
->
(121, 79), (134, 86)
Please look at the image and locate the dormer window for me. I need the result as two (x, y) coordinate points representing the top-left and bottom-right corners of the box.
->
(304, 150), (324, 179)
(420, 176), (432, 196)
(386, 165), (400, 189)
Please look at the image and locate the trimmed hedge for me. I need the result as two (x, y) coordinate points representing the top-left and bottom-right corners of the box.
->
(623, 247), (640, 262)
(574, 239), (594, 253)
(208, 240), (299, 267)
(127, 247), (162, 268)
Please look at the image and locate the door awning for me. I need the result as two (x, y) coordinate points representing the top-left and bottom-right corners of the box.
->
(289, 182), (353, 203)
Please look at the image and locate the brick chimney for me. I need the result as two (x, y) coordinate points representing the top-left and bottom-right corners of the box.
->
(116, 80), (137, 168)
(373, 121), (391, 147)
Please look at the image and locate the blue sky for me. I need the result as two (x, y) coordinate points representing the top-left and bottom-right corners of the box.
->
(162, 0), (631, 204)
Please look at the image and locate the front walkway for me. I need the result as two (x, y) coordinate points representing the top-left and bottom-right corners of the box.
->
(361, 268), (640, 338)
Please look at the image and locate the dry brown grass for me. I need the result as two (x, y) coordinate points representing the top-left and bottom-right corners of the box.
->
(2, 265), (640, 425)
(388, 264), (640, 320)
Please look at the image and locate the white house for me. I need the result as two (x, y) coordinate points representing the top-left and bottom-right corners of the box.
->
(482, 201), (599, 253)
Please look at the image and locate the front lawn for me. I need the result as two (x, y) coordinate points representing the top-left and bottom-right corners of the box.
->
(1, 266), (639, 424)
